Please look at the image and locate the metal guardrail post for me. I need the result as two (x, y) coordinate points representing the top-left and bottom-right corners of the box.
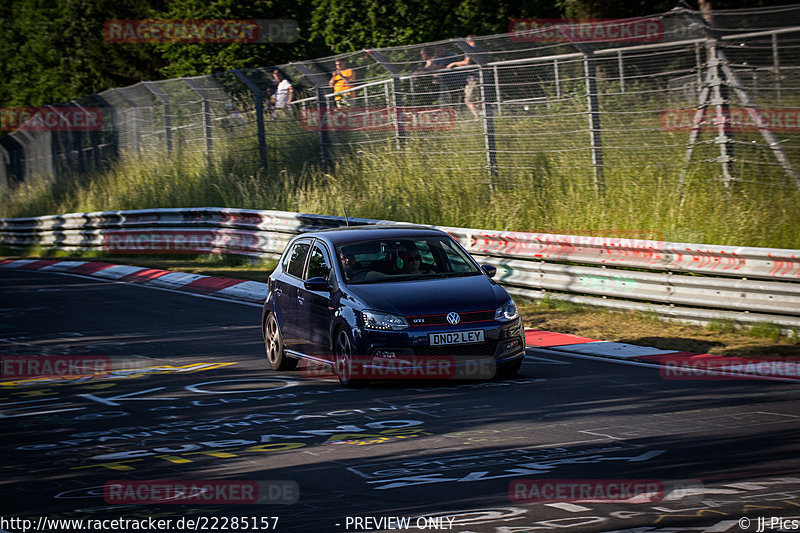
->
(231, 70), (267, 167)
(143, 82), (172, 156)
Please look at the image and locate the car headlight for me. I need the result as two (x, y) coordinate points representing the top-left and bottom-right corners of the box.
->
(495, 299), (519, 322)
(361, 310), (410, 331)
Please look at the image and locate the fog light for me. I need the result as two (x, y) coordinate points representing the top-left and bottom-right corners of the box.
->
(505, 339), (521, 351)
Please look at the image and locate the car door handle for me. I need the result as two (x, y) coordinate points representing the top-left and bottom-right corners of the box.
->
(297, 296), (304, 304)
(275, 288), (283, 296)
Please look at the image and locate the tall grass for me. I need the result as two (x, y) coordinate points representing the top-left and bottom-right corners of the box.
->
(1, 111), (798, 249)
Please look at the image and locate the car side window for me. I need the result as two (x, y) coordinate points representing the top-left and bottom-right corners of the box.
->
(440, 239), (474, 272)
(306, 244), (331, 281)
(285, 242), (311, 279)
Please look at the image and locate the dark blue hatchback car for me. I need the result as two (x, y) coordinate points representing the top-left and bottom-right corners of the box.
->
(261, 225), (525, 386)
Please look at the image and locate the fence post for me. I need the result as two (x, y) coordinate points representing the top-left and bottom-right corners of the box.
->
(143, 82), (172, 156)
(182, 78), (214, 165)
(91, 94), (118, 164)
(493, 65), (502, 116)
(576, 47), (605, 193)
(290, 63), (331, 171)
(681, 8), (800, 189)
(1, 134), (26, 183)
(231, 69), (267, 168)
(110, 88), (140, 155)
(366, 49), (406, 151)
(455, 39), (498, 180)
(71, 99), (102, 172)
(554, 59), (561, 100)
(772, 33), (781, 103)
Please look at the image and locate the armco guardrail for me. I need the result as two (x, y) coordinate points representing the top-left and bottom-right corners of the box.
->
(2, 208), (799, 328)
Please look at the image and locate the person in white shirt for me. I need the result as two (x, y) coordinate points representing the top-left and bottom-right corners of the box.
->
(272, 70), (293, 115)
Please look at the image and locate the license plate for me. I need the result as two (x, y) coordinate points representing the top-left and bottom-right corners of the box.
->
(429, 330), (485, 346)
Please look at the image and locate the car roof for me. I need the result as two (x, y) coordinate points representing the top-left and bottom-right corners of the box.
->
(295, 225), (449, 245)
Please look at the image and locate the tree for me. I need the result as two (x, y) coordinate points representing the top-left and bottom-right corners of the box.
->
(0, 0), (165, 107)
(154, 0), (331, 78)
(309, 0), (562, 54)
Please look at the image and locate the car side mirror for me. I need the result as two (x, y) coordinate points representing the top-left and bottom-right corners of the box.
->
(304, 277), (331, 292)
(481, 265), (497, 278)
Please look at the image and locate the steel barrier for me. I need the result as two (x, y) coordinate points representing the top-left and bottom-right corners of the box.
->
(2, 207), (799, 329)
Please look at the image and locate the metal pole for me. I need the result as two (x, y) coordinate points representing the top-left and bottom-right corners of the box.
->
(493, 65), (501, 116)
(582, 52), (605, 193)
(232, 69), (267, 167)
(554, 59), (561, 100)
(617, 50), (625, 93)
(143, 82), (172, 156)
(772, 33), (781, 103)
(453, 38), (498, 180)
(182, 78), (214, 164)
(694, 42), (703, 93)
(92, 93), (118, 164)
(291, 62), (333, 170)
(366, 50), (406, 151)
(110, 88), (139, 155)
(706, 44), (734, 186)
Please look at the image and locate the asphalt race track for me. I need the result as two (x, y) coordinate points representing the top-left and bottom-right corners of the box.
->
(2, 268), (800, 533)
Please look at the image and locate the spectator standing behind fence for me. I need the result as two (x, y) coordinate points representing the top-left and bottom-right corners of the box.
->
(414, 47), (449, 75)
(413, 47), (450, 105)
(329, 59), (356, 107)
(446, 36), (480, 117)
(272, 70), (293, 118)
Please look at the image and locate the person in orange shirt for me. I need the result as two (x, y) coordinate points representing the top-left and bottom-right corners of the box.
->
(329, 59), (356, 107)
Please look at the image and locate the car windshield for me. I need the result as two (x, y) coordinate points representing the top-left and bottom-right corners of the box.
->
(336, 236), (482, 284)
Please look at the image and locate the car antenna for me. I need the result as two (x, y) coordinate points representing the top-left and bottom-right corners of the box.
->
(342, 207), (350, 228)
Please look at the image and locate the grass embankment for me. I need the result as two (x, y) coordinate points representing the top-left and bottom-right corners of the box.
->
(1, 107), (799, 248)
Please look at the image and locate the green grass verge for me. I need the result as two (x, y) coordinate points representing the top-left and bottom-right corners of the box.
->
(1, 106), (798, 249)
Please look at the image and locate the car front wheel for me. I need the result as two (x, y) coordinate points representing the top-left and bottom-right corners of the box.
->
(333, 328), (364, 387)
(264, 313), (297, 371)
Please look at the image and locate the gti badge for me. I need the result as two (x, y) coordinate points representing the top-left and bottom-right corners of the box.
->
(446, 312), (461, 325)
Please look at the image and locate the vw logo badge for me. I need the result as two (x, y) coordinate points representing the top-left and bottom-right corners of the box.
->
(446, 312), (461, 325)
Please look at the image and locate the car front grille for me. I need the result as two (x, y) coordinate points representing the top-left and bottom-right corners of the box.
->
(407, 309), (495, 327)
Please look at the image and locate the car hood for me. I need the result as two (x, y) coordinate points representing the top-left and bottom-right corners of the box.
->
(345, 275), (509, 316)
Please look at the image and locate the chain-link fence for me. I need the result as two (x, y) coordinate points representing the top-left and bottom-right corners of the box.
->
(2, 5), (799, 191)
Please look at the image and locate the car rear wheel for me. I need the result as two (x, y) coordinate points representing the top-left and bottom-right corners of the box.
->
(264, 313), (297, 371)
(334, 328), (364, 387)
